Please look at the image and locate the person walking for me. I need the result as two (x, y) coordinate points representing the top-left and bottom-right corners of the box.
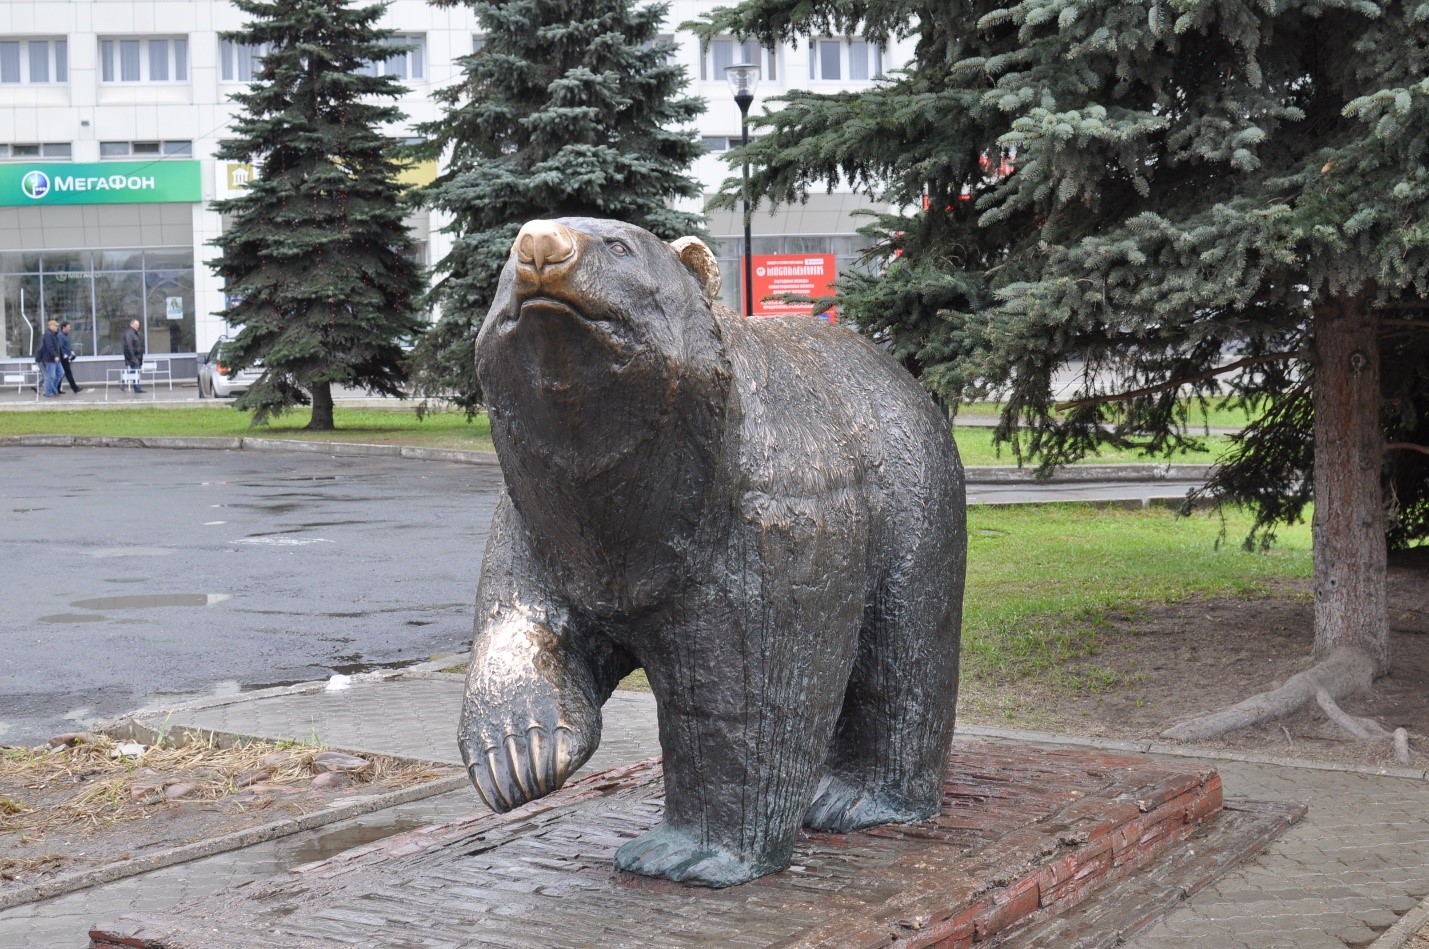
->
(37, 320), (64, 397)
(122, 319), (145, 394)
(58, 321), (83, 394)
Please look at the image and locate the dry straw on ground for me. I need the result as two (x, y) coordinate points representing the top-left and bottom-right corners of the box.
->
(0, 732), (444, 843)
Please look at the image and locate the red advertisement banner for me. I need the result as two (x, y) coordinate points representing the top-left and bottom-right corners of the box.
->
(743, 253), (837, 319)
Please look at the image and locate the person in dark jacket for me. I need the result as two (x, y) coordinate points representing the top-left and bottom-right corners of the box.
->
(58, 321), (82, 394)
(122, 319), (145, 393)
(37, 320), (64, 397)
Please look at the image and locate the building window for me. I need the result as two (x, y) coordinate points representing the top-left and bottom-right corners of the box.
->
(701, 37), (777, 82)
(641, 34), (679, 65)
(359, 34), (424, 80)
(219, 39), (270, 82)
(0, 142), (71, 159)
(99, 36), (188, 83)
(702, 135), (762, 153)
(0, 38), (68, 84)
(472, 35), (485, 55)
(99, 140), (193, 158)
(808, 38), (884, 81)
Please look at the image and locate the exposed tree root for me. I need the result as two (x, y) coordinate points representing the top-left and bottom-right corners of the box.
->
(1161, 647), (1377, 742)
(1315, 687), (1392, 739)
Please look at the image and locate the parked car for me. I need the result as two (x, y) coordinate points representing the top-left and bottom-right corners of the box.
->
(196, 338), (262, 398)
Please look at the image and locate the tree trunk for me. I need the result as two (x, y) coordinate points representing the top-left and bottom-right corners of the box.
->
(307, 381), (335, 431)
(1311, 292), (1389, 676)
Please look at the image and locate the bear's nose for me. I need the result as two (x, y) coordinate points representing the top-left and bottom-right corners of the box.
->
(514, 220), (576, 271)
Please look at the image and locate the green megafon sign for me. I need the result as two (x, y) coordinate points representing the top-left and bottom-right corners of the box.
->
(0, 160), (202, 206)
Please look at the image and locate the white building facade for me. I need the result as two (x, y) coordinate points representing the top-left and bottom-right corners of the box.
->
(0, 1), (909, 380)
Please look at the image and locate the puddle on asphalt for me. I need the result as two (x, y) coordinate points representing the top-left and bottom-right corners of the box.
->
(243, 520), (365, 538)
(285, 817), (430, 867)
(231, 502), (305, 515)
(329, 655), (431, 677)
(71, 593), (232, 610)
(39, 613), (109, 624)
(85, 547), (173, 558)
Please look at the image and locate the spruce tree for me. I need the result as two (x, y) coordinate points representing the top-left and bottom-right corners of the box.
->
(211, 0), (426, 430)
(408, 0), (709, 412)
(697, 0), (1429, 737)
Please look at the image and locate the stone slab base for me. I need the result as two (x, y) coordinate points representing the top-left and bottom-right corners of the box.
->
(89, 739), (1302, 948)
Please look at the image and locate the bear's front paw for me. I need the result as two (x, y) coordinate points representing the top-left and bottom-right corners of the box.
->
(614, 823), (778, 888)
(460, 611), (606, 813)
(803, 774), (936, 832)
(460, 720), (592, 814)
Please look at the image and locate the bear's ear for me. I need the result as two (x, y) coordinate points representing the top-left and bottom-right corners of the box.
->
(670, 236), (721, 305)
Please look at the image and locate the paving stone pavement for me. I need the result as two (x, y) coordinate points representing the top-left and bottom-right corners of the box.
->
(4, 675), (1428, 948)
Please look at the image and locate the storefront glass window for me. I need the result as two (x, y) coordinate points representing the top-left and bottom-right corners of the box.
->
(40, 271), (92, 353)
(93, 271), (145, 357)
(142, 249), (191, 271)
(97, 250), (144, 271)
(145, 269), (195, 354)
(0, 247), (194, 360)
(0, 268), (43, 361)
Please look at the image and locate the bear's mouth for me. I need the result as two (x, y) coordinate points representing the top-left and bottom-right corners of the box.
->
(517, 296), (586, 322)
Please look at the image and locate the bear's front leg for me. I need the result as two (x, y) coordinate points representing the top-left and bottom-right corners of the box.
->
(460, 499), (634, 813)
(460, 606), (600, 812)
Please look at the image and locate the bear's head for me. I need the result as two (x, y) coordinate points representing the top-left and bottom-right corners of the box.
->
(476, 218), (731, 481)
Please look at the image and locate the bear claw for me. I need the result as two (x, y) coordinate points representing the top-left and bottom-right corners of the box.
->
(462, 723), (588, 813)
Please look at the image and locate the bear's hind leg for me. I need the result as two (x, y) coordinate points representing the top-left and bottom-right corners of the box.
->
(616, 549), (861, 886)
(805, 557), (964, 833)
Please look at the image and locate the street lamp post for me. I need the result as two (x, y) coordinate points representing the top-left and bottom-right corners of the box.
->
(725, 63), (760, 317)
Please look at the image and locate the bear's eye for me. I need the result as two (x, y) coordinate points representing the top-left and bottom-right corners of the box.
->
(605, 239), (631, 257)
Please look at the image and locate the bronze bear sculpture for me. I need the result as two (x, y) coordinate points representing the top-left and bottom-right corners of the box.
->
(460, 217), (966, 888)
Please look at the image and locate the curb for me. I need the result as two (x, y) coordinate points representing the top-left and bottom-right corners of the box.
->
(0, 435), (1214, 484)
(957, 723), (1429, 781)
(963, 463), (1213, 484)
(0, 718), (466, 912)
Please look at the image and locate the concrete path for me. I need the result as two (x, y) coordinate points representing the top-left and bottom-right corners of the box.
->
(4, 674), (1427, 948)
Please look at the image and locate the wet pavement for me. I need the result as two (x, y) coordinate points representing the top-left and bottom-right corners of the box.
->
(4, 675), (1427, 948)
(0, 446), (500, 746)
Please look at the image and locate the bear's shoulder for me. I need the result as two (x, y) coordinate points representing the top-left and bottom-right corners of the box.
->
(717, 314), (952, 502)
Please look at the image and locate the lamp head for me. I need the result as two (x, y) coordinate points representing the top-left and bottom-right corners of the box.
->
(725, 63), (760, 109)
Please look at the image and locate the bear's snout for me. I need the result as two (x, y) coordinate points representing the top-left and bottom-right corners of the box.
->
(514, 220), (577, 272)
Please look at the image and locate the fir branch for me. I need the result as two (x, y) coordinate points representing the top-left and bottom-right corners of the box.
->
(1055, 352), (1310, 411)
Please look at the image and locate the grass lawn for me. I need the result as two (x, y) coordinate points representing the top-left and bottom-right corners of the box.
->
(0, 405), (1229, 467)
(0, 405), (498, 453)
(958, 399), (1259, 429)
(960, 503), (1309, 686)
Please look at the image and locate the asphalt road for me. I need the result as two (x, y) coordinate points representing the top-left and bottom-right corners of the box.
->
(0, 447), (500, 747)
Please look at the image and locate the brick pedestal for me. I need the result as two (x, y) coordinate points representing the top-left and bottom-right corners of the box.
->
(89, 739), (1302, 948)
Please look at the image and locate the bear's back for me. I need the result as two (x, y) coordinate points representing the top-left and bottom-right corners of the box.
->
(718, 314), (961, 537)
